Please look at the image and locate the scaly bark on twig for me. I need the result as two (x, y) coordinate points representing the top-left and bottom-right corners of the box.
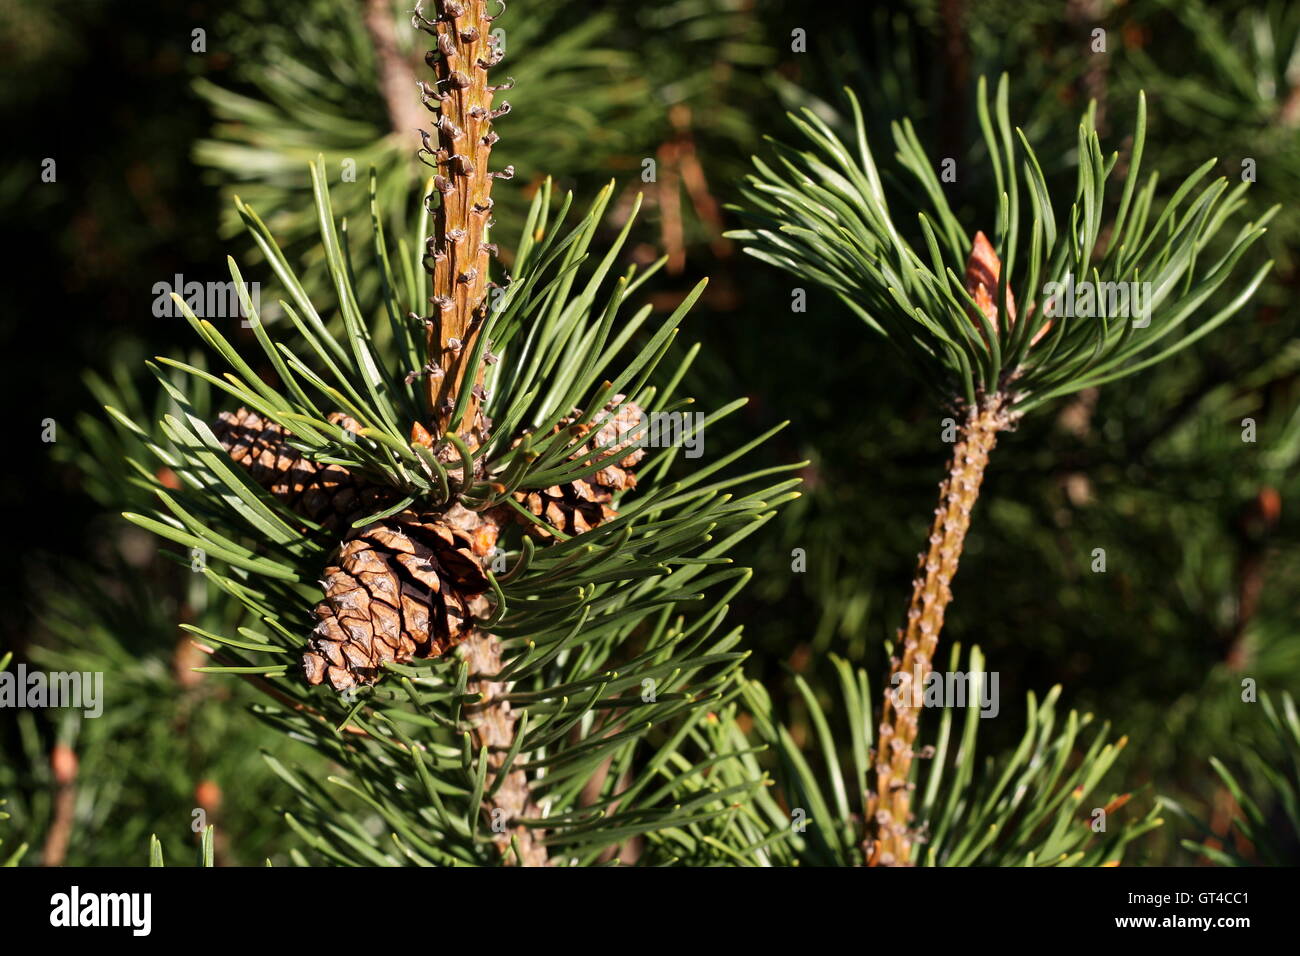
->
(416, 0), (509, 444)
(462, 631), (549, 866)
(866, 396), (1008, 865)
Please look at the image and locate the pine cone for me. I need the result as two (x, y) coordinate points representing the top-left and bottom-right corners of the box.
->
(513, 399), (646, 539)
(302, 505), (499, 692)
(213, 407), (399, 535)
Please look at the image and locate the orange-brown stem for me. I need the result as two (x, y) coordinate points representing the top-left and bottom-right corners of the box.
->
(421, 0), (504, 442)
(42, 744), (78, 866)
(866, 395), (1008, 866)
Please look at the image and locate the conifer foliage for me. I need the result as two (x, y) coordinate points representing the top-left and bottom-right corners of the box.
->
(733, 75), (1275, 863)
(118, 0), (798, 865)
(11, 0), (1292, 874)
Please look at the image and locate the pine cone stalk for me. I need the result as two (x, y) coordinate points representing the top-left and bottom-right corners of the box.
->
(867, 395), (1008, 865)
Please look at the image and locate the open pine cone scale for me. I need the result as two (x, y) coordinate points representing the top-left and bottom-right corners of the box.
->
(303, 508), (496, 692)
(212, 407), (400, 536)
(512, 399), (646, 540)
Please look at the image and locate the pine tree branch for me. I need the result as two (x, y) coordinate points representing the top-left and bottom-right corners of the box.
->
(419, 0), (506, 443)
(362, 0), (426, 140)
(462, 630), (550, 866)
(41, 744), (78, 867)
(867, 395), (1009, 865)
(417, 4), (542, 859)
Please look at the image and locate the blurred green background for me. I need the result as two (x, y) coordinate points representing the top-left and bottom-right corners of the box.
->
(2, 0), (1297, 865)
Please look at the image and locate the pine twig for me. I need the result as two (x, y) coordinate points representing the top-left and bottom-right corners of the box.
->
(42, 744), (78, 867)
(416, 4), (542, 861)
(865, 233), (1021, 864)
(867, 395), (1009, 865)
(417, 0), (507, 443)
(462, 631), (549, 866)
(362, 0), (426, 140)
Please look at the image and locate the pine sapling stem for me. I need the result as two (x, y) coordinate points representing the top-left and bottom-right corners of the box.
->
(420, 0), (504, 445)
(417, 1), (541, 865)
(867, 394), (1009, 865)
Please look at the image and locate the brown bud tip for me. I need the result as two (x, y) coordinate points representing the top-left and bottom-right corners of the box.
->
(1258, 486), (1282, 525)
(964, 230), (1015, 328)
(156, 467), (181, 490)
(1101, 792), (1133, 815)
(51, 744), (78, 786)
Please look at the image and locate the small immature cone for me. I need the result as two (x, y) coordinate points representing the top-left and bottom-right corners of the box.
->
(965, 231), (1015, 329)
(418, 0), (508, 442)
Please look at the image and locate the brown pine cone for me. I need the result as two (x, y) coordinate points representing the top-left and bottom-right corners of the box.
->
(213, 407), (399, 535)
(302, 507), (498, 692)
(514, 399), (646, 540)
